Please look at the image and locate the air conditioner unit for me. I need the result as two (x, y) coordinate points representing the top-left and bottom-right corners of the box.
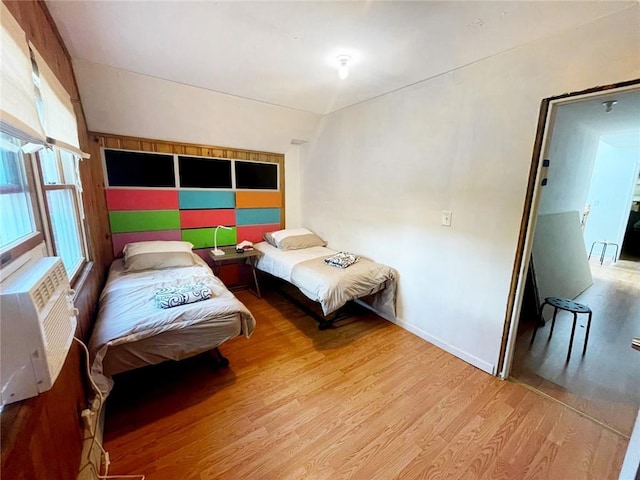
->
(1, 256), (77, 405)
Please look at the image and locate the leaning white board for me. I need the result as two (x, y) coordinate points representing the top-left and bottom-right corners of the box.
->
(532, 211), (593, 318)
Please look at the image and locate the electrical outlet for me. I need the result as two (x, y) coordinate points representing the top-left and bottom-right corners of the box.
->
(441, 210), (452, 227)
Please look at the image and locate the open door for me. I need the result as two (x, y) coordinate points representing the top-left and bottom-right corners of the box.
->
(499, 79), (640, 379)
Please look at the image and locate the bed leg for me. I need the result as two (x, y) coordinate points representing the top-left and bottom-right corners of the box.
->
(209, 347), (230, 367)
(318, 319), (334, 330)
(318, 307), (352, 330)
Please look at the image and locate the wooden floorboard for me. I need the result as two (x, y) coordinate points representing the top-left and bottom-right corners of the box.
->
(102, 289), (629, 479)
(512, 258), (640, 437)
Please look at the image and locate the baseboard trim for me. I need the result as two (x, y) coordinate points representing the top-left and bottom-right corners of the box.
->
(391, 316), (496, 375)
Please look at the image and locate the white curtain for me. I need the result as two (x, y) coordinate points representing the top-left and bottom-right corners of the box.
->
(0, 3), (47, 144)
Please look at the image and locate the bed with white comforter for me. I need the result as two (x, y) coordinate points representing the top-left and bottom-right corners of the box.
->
(253, 241), (396, 320)
(89, 255), (255, 395)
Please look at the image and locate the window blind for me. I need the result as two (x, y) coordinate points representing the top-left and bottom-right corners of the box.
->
(0, 3), (47, 144)
(30, 45), (81, 153)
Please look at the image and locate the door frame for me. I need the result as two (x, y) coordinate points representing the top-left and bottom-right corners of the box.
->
(498, 78), (640, 379)
(619, 160), (640, 252)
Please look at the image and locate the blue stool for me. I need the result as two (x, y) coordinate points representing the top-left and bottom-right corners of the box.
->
(530, 297), (593, 362)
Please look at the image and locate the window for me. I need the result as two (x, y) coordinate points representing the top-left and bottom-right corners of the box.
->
(0, 132), (36, 249)
(37, 147), (87, 278)
(1, 7), (88, 281)
(0, 138), (88, 280)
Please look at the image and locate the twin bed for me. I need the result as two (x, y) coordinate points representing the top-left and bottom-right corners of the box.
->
(89, 231), (396, 394)
(253, 241), (397, 328)
(89, 243), (256, 395)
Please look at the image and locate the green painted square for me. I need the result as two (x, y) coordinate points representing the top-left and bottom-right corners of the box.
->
(182, 227), (237, 249)
(109, 210), (180, 233)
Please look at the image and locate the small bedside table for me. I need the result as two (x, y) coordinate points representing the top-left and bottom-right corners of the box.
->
(209, 247), (261, 298)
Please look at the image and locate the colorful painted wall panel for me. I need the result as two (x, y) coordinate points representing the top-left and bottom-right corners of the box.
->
(112, 230), (182, 257)
(179, 191), (235, 209)
(105, 189), (178, 211)
(236, 208), (280, 225)
(109, 210), (180, 233)
(236, 224), (281, 244)
(179, 209), (236, 229)
(235, 191), (282, 208)
(102, 147), (284, 269)
(182, 227), (237, 249)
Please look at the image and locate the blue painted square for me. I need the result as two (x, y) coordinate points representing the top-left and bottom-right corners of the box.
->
(179, 191), (235, 209)
(236, 208), (281, 225)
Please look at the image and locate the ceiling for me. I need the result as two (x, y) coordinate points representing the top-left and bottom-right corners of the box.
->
(46, 1), (636, 115)
(559, 88), (640, 149)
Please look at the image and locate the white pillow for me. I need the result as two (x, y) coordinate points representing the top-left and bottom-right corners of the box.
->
(123, 241), (195, 272)
(264, 228), (326, 251)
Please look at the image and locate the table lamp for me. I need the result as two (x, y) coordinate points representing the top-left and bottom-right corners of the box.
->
(212, 225), (232, 256)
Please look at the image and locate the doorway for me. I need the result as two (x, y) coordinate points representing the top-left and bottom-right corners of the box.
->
(620, 169), (640, 261)
(501, 81), (640, 438)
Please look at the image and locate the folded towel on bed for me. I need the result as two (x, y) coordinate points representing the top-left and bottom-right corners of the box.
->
(324, 252), (359, 269)
(155, 283), (212, 309)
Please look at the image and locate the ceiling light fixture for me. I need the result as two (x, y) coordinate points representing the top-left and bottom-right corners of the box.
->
(602, 100), (618, 113)
(337, 55), (351, 80)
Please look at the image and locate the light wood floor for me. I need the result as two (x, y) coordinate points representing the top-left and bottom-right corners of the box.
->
(511, 259), (640, 438)
(103, 289), (629, 479)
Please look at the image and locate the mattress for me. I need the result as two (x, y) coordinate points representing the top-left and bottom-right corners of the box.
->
(253, 241), (397, 318)
(89, 255), (255, 395)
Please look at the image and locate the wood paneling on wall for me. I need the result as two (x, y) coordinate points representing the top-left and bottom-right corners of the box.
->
(1, 346), (86, 480)
(94, 133), (284, 170)
(1, 1), (111, 479)
(92, 132), (287, 232)
(96, 132), (285, 162)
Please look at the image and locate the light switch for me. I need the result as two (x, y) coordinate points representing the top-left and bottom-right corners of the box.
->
(441, 210), (452, 227)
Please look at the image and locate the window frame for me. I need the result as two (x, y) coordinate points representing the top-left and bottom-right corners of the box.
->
(33, 146), (89, 283)
(0, 134), (45, 267)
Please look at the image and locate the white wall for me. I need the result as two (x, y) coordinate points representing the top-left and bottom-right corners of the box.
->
(301, 7), (640, 373)
(284, 145), (302, 228)
(72, 59), (321, 155)
(537, 109), (600, 216)
(73, 60), (320, 229)
(583, 139), (640, 252)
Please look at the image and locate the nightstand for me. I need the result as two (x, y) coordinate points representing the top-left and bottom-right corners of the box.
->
(209, 247), (261, 298)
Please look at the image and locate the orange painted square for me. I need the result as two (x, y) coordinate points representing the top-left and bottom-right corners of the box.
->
(235, 191), (282, 208)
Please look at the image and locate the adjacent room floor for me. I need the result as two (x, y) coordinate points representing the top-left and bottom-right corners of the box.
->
(99, 288), (628, 479)
(511, 258), (640, 438)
